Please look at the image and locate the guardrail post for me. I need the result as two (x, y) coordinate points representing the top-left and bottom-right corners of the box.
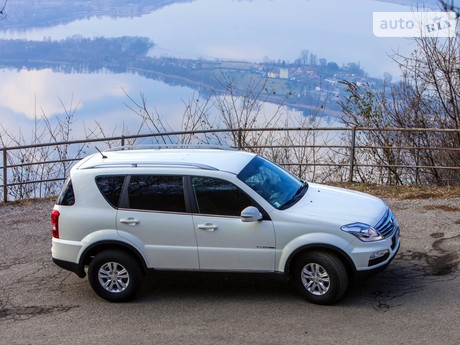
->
(348, 126), (357, 183)
(2, 148), (7, 203)
(237, 128), (243, 150)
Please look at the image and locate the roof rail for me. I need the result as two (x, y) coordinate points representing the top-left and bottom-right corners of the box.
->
(106, 144), (236, 152)
(82, 162), (219, 171)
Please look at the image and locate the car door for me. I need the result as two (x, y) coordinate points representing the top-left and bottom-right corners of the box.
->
(117, 175), (199, 269)
(190, 176), (276, 271)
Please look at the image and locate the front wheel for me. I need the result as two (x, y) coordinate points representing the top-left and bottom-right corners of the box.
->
(88, 250), (143, 302)
(293, 251), (348, 305)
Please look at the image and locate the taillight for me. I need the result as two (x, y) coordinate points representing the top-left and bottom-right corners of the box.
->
(51, 210), (60, 239)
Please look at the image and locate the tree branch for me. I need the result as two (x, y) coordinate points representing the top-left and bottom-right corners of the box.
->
(0, 0), (7, 17)
(438, 0), (460, 18)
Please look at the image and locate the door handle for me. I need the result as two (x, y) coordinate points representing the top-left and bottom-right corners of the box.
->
(198, 223), (218, 231)
(120, 218), (140, 226)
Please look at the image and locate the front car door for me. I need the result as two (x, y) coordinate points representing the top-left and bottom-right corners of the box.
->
(190, 176), (276, 271)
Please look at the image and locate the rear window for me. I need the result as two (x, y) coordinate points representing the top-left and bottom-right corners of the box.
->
(95, 175), (126, 208)
(56, 178), (75, 206)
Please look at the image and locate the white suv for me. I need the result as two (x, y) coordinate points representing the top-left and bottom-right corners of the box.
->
(52, 146), (400, 304)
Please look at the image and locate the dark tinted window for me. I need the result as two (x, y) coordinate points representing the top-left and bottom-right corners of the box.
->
(95, 175), (125, 208)
(192, 177), (253, 216)
(56, 178), (75, 206)
(128, 175), (186, 212)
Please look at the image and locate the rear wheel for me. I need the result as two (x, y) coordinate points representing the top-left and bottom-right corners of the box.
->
(88, 250), (143, 302)
(293, 251), (348, 305)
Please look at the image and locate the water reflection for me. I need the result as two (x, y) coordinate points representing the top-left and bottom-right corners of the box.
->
(0, 65), (342, 143)
(0, 0), (415, 77)
(0, 68), (198, 137)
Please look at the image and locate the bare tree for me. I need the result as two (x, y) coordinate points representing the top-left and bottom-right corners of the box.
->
(339, 81), (408, 184)
(340, 21), (460, 185)
(122, 88), (219, 145)
(211, 71), (291, 148)
(120, 71), (347, 183)
(0, 96), (86, 199)
(121, 71), (294, 149)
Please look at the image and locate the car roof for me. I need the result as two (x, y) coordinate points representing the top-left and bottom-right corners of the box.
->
(75, 148), (257, 175)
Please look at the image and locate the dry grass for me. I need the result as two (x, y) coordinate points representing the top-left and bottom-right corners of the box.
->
(423, 205), (460, 212)
(0, 196), (56, 207)
(327, 183), (460, 200)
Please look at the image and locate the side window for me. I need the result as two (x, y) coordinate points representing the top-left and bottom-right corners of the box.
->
(95, 175), (125, 208)
(127, 175), (186, 212)
(56, 178), (75, 206)
(191, 177), (253, 216)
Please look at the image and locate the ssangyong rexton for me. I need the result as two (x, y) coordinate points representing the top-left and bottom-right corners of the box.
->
(52, 146), (400, 304)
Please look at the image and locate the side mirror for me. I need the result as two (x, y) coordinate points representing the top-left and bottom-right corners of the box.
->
(241, 206), (263, 222)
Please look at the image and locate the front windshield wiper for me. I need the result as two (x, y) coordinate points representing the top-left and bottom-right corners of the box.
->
(279, 182), (308, 210)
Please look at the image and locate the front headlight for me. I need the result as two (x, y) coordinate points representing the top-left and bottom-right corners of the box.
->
(341, 222), (384, 242)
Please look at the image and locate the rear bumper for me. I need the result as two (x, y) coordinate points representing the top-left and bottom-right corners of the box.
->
(53, 258), (86, 278)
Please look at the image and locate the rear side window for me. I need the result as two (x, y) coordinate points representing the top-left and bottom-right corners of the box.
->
(56, 178), (75, 206)
(96, 175), (125, 208)
(127, 175), (186, 212)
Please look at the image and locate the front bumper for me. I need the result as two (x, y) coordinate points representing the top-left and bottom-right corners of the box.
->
(354, 237), (400, 279)
(351, 226), (400, 277)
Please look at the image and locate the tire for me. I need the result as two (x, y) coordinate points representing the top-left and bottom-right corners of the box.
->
(88, 250), (144, 302)
(292, 251), (348, 305)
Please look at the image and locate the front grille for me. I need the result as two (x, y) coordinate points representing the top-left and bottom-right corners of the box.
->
(375, 208), (397, 238)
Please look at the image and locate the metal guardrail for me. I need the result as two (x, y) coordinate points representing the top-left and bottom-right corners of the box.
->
(1, 126), (459, 202)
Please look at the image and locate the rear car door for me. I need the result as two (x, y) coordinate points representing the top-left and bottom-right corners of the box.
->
(115, 175), (199, 269)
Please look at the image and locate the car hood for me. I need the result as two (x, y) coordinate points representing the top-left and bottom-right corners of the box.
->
(286, 183), (387, 226)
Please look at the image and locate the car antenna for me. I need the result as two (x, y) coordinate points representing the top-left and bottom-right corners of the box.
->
(95, 147), (108, 159)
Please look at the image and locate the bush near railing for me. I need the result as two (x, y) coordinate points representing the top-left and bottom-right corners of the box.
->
(1, 127), (459, 202)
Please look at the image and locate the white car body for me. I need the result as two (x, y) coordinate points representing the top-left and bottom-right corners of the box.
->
(52, 146), (400, 304)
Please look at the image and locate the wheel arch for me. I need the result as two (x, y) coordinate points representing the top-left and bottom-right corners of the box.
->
(78, 241), (148, 276)
(284, 243), (356, 278)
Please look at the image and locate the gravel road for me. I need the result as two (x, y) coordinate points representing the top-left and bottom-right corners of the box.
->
(0, 197), (459, 345)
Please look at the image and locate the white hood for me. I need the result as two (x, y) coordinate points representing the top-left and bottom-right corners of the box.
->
(286, 183), (387, 226)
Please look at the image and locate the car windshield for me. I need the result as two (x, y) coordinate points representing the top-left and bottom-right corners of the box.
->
(237, 156), (307, 210)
